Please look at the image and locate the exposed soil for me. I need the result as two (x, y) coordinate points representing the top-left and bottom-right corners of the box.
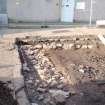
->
(46, 47), (105, 105)
(17, 36), (105, 105)
(0, 81), (18, 105)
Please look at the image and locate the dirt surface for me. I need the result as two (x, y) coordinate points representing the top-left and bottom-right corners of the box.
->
(0, 81), (17, 105)
(16, 35), (105, 105)
(47, 47), (105, 105)
(1, 27), (105, 105)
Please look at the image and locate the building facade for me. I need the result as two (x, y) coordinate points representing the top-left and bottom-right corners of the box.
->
(0, 0), (105, 25)
(74, 0), (105, 23)
(0, 0), (8, 26)
(7, 0), (61, 22)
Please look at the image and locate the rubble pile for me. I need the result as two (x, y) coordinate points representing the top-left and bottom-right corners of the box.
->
(20, 45), (73, 105)
(17, 36), (101, 50)
(77, 64), (96, 81)
(16, 36), (105, 105)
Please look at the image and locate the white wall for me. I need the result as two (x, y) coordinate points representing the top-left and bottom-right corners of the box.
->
(7, 0), (60, 22)
(0, 0), (8, 26)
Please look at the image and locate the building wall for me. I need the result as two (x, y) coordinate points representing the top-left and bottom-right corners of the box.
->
(0, 0), (8, 26)
(0, 0), (6, 13)
(74, 0), (105, 23)
(7, 0), (60, 22)
(5, 0), (105, 23)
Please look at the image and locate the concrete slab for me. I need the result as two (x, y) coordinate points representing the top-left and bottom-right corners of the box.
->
(0, 40), (30, 105)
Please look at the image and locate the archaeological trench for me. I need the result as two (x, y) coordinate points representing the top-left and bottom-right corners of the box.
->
(2, 34), (105, 105)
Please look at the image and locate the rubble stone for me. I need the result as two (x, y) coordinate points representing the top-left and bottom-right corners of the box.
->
(63, 43), (69, 49)
(79, 68), (85, 73)
(76, 44), (82, 49)
(87, 45), (93, 49)
(49, 42), (57, 49)
(56, 43), (63, 48)
(27, 80), (33, 84)
(37, 87), (46, 93)
(31, 103), (39, 105)
(49, 89), (70, 98)
(22, 63), (30, 71)
(54, 94), (66, 105)
(50, 80), (58, 88)
(34, 44), (43, 49)
(39, 81), (48, 88)
(29, 50), (34, 55)
(43, 96), (51, 104)
(57, 84), (64, 89)
(82, 45), (88, 48)
(37, 95), (44, 101)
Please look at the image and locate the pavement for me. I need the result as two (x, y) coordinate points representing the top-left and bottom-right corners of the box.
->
(0, 42), (16, 82)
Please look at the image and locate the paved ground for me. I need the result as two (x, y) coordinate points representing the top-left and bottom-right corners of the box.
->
(0, 40), (20, 82)
(0, 28), (41, 37)
(1, 27), (105, 39)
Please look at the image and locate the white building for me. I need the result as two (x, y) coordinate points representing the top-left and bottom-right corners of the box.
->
(0, 0), (105, 26)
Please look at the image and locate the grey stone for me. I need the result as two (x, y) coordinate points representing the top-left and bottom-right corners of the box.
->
(27, 80), (33, 84)
(29, 50), (34, 55)
(49, 89), (70, 98)
(38, 95), (44, 101)
(31, 103), (39, 105)
(37, 87), (46, 93)
(54, 94), (66, 105)
(39, 81), (48, 88)
(50, 80), (58, 88)
(43, 96), (51, 104)
(22, 63), (30, 71)
(57, 84), (64, 89)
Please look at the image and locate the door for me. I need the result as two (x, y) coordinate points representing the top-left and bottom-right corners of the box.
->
(61, 0), (75, 22)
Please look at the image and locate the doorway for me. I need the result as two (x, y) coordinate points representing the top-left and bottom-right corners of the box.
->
(61, 0), (75, 22)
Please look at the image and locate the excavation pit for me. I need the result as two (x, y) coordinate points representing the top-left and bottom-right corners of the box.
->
(16, 35), (105, 105)
(0, 81), (17, 105)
